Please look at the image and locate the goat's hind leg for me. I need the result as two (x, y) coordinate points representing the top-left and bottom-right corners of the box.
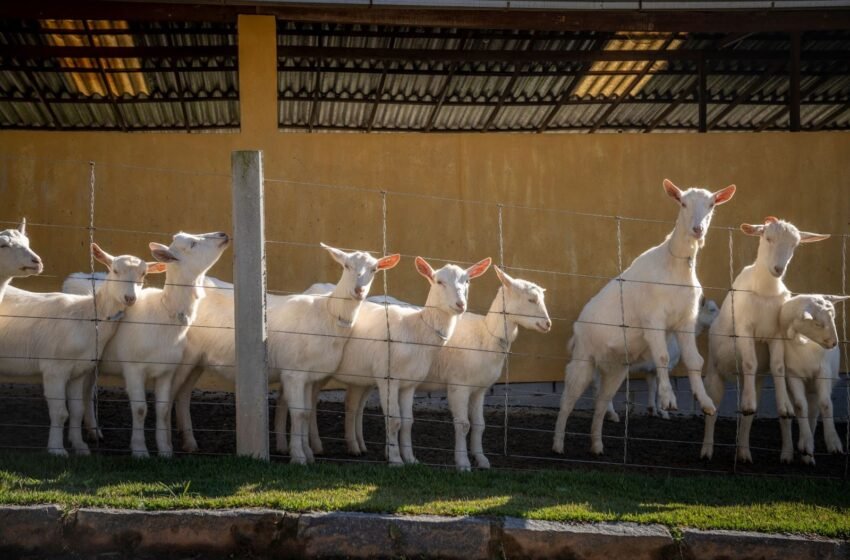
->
(591, 365), (627, 455)
(553, 358), (594, 454)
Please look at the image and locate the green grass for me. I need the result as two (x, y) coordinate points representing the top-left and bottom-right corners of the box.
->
(0, 452), (848, 538)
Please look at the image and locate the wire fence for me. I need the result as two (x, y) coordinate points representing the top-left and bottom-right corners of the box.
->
(0, 151), (847, 479)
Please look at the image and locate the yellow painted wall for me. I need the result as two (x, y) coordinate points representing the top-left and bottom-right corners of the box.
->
(0, 16), (848, 389)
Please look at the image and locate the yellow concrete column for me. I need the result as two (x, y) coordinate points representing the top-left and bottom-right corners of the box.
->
(237, 15), (278, 139)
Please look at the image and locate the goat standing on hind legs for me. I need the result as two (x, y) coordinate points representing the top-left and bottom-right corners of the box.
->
(553, 179), (736, 456)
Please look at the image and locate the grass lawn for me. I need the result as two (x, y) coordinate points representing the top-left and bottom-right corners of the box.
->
(0, 452), (848, 538)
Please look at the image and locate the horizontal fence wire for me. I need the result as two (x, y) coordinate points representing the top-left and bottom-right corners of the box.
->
(0, 153), (847, 482)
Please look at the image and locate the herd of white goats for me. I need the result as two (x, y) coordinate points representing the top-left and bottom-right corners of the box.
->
(0, 179), (845, 470)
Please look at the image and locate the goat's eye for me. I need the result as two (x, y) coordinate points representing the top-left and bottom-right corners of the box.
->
(528, 298), (537, 304)
(372, 267), (377, 273)
(0, 245), (8, 249)
(437, 280), (444, 286)
(344, 264), (351, 270)
(681, 203), (687, 208)
(190, 241), (197, 249)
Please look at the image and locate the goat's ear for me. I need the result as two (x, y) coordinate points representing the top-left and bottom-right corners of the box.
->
(414, 257), (434, 283)
(740, 223), (764, 237)
(149, 242), (179, 263)
(466, 257), (492, 280)
(320, 242), (348, 266)
(494, 265), (515, 290)
(91, 243), (114, 269)
(823, 294), (850, 304)
(663, 179), (682, 203)
(799, 231), (830, 244)
(712, 184), (736, 205)
(17, 217), (26, 235)
(146, 262), (168, 274)
(376, 253), (401, 271)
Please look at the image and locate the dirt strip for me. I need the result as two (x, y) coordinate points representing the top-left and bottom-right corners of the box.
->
(0, 505), (846, 560)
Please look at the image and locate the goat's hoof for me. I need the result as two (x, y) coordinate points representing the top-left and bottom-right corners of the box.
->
(456, 462), (472, 472)
(132, 450), (150, 459)
(290, 456), (308, 466)
(347, 448), (362, 457)
(802, 455), (816, 466)
(701, 404), (717, 416)
(85, 429), (104, 442)
(780, 451), (793, 464)
(388, 460), (404, 468)
(736, 449), (753, 464)
(74, 447), (91, 457)
(699, 446), (713, 461)
(48, 448), (69, 458)
(158, 450), (173, 459)
(590, 442), (604, 456)
(660, 411), (671, 420)
(552, 442), (565, 455)
(606, 411), (621, 423)
(182, 441), (199, 454)
(475, 455), (491, 469)
(311, 443), (324, 456)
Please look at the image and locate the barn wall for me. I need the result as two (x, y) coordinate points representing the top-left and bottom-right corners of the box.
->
(0, 16), (847, 389)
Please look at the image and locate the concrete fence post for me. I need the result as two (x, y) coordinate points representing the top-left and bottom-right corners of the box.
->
(231, 150), (269, 460)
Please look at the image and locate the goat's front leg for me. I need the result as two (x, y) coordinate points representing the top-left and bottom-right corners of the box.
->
(469, 388), (490, 469)
(676, 325), (713, 415)
(308, 380), (325, 455)
(398, 385), (418, 465)
(42, 369), (71, 456)
(67, 375), (90, 455)
(123, 368), (149, 458)
(377, 379), (403, 466)
(344, 384), (368, 455)
(447, 385), (472, 471)
(82, 370), (103, 442)
(817, 370), (843, 454)
(154, 374), (174, 458)
(735, 336), (759, 415)
(644, 327), (677, 411)
(768, 339), (793, 418)
(173, 365), (202, 453)
(787, 376), (813, 463)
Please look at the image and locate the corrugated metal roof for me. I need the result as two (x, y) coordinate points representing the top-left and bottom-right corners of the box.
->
(277, 23), (850, 132)
(0, 20), (239, 131)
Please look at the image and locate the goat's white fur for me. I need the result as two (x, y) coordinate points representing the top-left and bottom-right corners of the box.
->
(94, 232), (230, 458)
(300, 257), (492, 466)
(776, 294), (847, 465)
(4, 244), (159, 455)
(338, 267), (549, 470)
(597, 297), (720, 421)
(553, 179), (736, 456)
(169, 245), (401, 462)
(700, 217), (830, 463)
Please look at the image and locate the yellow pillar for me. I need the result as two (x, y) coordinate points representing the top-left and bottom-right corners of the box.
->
(237, 15), (278, 140)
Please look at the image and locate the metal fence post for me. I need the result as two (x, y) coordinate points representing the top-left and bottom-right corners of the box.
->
(231, 150), (269, 460)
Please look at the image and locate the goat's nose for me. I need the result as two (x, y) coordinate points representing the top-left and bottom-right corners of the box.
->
(124, 295), (136, 305)
(32, 256), (41, 265)
(828, 340), (837, 349)
(455, 301), (466, 312)
(544, 319), (552, 330)
(693, 225), (704, 236)
(354, 286), (364, 294)
(773, 266), (784, 276)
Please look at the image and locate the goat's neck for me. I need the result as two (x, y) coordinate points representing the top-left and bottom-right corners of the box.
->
(93, 285), (127, 323)
(161, 269), (205, 324)
(665, 221), (700, 268)
(418, 292), (459, 342)
(326, 282), (361, 329)
(749, 251), (789, 297)
(0, 277), (11, 302)
(484, 288), (519, 349)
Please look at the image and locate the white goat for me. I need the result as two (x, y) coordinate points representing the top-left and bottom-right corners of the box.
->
(553, 179), (736, 456)
(0, 219), (43, 302)
(314, 257), (492, 466)
(777, 294), (847, 465)
(339, 266), (549, 471)
(0, 244), (159, 455)
(700, 217), (830, 463)
(598, 296), (720, 422)
(168, 244), (400, 459)
(96, 232), (230, 458)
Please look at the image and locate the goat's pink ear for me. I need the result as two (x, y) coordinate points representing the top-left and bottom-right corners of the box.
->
(713, 184), (736, 205)
(146, 262), (168, 274)
(799, 231), (830, 244)
(663, 179), (682, 203)
(149, 242), (179, 263)
(740, 223), (764, 237)
(466, 257), (492, 280)
(377, 253), (401, 271)
(91, 243), (114, 269)
(494, 265), (515, 289)
(824, 294), (850, 304)
(414, 257), (434, 282)
(764, 216), (779, 224)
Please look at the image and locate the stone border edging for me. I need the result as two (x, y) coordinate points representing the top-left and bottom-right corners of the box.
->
(0, 506), (846, 559)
